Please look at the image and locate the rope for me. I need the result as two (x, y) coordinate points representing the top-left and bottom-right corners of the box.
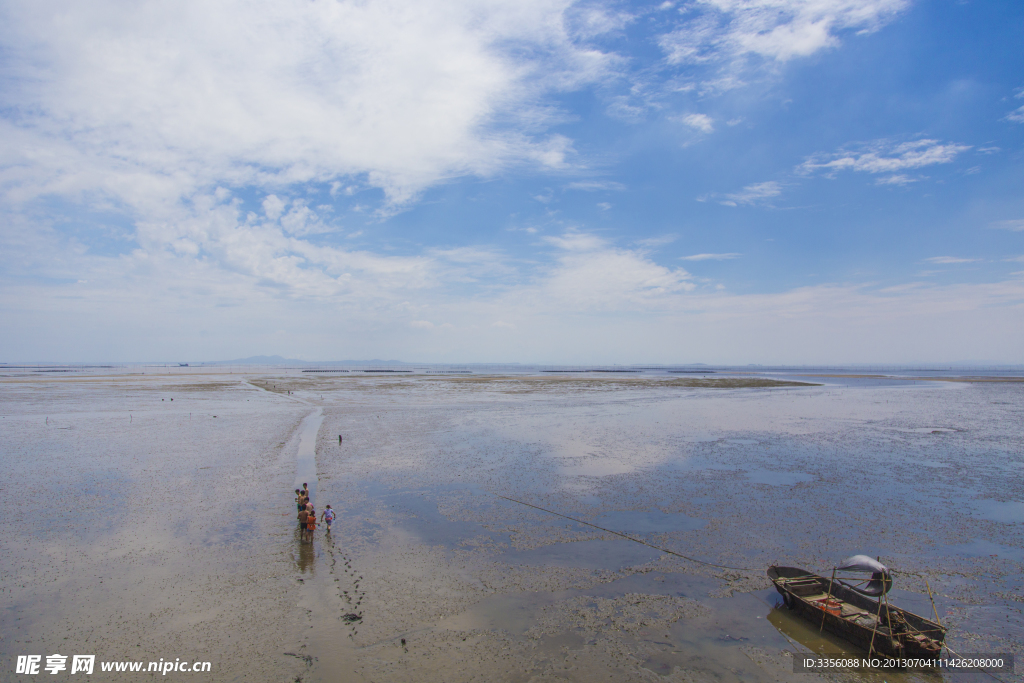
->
(889, 572), (1006, 681)
(496, 496), (1009, 681)
(940, 644), (1009, 683)
(495, 494), (758, 572)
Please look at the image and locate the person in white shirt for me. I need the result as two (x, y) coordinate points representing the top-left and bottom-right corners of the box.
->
(321, 505), (336, 532)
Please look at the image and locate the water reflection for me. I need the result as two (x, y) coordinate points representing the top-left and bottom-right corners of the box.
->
(973, 499), (1024, 523)
(293, 526), (315, 574)
(766, 606), (943, 682)
(592, 509), (705, 532)
(745, 470), (814, 486)
(293, 408), (323, 576)
(312, 375), (1024, 679)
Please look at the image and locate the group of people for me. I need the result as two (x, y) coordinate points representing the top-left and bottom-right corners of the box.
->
(295, 483), (335, 541)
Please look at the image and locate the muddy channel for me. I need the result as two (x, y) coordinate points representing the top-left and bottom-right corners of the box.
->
(2, 372), (1022, 682)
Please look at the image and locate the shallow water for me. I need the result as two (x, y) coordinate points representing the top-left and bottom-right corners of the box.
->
(295, 407), (324, 504)
(2, 371), (1023, 682)
(592, 509), (707, 533)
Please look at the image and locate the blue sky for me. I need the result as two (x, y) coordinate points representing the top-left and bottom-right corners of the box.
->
(1, 0), (1022, 363)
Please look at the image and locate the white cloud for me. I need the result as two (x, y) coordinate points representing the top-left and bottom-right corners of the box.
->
(4, 218), (1024, 363)
(565, 4), (634, 39)
(659, 0), (907, 66)
(680, 252), (741, 261)
(1000, 86), (1024, 122)
(429, 246), (505, 264)
(798, 139), (971, 177)
(3, 1), (1021, 366)
(635, 235), (678, 248)
(718, 180), (781, 206)
(681, 113), (714, 133)
(602, 0), (907, 116)
(924, 256), (981, 265)
(534, 232), (696, 310)
(875, 174), (917, 186)
(1005, 256), (1024, 263)
(991, 219), (1024, 232)
(565, 181), (627, 191)
(533, 188), (556, 204)
(278, 200), (332, 236)
(122, 193), (444, 301)
(262, 195), (287, 220)
(428, 246), (515, 280)
(542, 232), (608, 251)
(0, 0), (614, 209)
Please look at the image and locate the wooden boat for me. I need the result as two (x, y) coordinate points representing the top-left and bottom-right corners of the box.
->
(768, 562), (945, 658)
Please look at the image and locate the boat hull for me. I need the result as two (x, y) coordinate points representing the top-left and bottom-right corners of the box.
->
(768, 565), (945, 660)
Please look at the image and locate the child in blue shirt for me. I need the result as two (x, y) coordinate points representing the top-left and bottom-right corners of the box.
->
(321, 505), (336, 532)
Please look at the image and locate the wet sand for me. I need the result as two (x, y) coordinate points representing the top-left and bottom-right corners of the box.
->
(2, 372), (1022, 682)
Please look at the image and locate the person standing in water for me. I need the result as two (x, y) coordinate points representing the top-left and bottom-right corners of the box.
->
(295, 489), (305, 512)
(306, 506), (317, 539)
(297, 506), (309, 538)
(321, 505), (335, 533)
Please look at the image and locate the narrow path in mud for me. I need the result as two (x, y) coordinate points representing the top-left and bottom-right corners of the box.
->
(290, 407), (369, 682)
(294, 408), (323, 500)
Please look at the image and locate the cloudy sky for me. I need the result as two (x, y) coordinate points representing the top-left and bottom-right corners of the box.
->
(1, 0), (1022, 363)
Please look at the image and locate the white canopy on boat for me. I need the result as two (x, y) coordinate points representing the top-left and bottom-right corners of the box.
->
(837, 555), (888, 573)
(836, 555), (892, 597)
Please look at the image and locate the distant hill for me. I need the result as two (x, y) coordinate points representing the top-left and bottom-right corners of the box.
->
(204, 355), (409, 366)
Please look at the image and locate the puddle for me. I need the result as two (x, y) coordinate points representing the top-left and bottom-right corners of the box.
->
(501, 538), (662, 570)
(9, 370), (1024, 683)
(561, 458), (635, 477)
(680, 435), (719, 443)
(439, 573), (799, 682)
(947, 539), (1024, 562)
(368, 485), (503, 549)
(973, 500), (1024, 524)
(438, 591), (565, 634)
(592, 509), (706, 532)
(918, 460), (950, 468)
(745, 470), (814, 486)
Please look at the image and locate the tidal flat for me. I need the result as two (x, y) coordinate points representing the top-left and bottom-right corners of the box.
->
(2, 371), (1022, 682)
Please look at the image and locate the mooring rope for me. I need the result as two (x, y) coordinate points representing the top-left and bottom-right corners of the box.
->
(495, 494), (758, 572)
(950, 647), (1010, 683)
(495, 496), (1011, 681)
